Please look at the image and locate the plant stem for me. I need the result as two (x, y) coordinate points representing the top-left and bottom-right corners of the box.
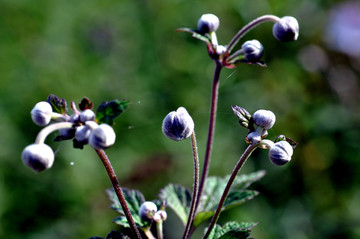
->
(95, 149), (142, 239)
(35, 122), (74, 144)
(190, 61), (222, 233)
(182, 132), (200, 239)
(227, 15), (280, 53)
(143, 228), (156, 239)
(202, 143), (258, 239)
(156, 221), (164, 239)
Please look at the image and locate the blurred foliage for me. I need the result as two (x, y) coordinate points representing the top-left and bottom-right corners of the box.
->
(1, 0), (360, 238)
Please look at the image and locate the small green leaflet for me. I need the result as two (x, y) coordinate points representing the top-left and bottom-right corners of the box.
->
(96, 99), (129, 125)
(206, 221), (257, 239)
(47, 94), (67, 115)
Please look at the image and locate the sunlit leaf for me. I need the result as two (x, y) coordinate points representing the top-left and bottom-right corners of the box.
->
(206, 221), (257, 239)
(96, 99), (129, 125)
(158, 184), (191, 225)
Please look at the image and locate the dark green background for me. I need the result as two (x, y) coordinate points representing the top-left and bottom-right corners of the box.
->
(1, 0), (359, 238)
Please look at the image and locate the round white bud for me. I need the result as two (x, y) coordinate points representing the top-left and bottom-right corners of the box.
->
(197, 13), (220, 34)
(241, 40), (264, 62)
(31, 101), (53, 126)
(22, 144), (55, 173)
(269, 141), (293, 166)
(75, 125), (91, 144)
(79, 109), (95, 123)
(139, 201), (158, 221)
(272, 16), (299, 42)
(253, 110), (276, 130)
(162, 107), (194, 141)
(89, 124), (116, 149)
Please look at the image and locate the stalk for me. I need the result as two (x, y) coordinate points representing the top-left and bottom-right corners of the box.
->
(202, 143), (258, 239)
(182, 132), (200, 239)
(95, 149), (142, 239)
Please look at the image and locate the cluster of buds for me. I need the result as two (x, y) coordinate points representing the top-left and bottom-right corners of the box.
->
(21, 95), (124, 173)
(139, 201), (167, 224)
(232, 105), (296, 166)
(178, 13), (299, 68)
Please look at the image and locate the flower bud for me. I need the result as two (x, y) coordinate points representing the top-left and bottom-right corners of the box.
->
(197, 13), (220, 34)
(79, 109), (95, 123)
(272, 16), (299, 42)
(253, 109), (276, 130)
(246, 131), (261, 144)
(216, 45), (227, 55)
(22, 144), (55, 173)
(162, 107), (194, 141)
(241, 40), (264, 61)
(31, 101), (53, 126)
(89, 124), (116, 149)
(269, 141), (293, 166)
(139, 201), (158, 221)
(75, 125), (91, 144)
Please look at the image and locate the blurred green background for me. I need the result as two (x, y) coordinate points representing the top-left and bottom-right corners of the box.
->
(1, 0), (360, 238)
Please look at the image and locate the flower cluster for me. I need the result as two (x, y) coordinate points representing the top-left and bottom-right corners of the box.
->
(22, 95), (121, 173)
(139, 201), (167, 223)
(232, 105), (296, 166)
(179, 13), (299, 68)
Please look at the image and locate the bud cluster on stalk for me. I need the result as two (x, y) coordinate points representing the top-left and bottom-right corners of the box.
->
(139, 201), (167, 224)
(22, 97), (117, 173)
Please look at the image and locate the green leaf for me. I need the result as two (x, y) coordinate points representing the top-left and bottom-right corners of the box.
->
(158, 184), (191, 225)
(78, 97), (93, 111)
(206, 221), (257, 239)
(193, 171), (265, 227)
(106, 188), (149, 228)
(176, 28), (211, 43)
(47, 94), (67, 115)
(96, 99), (129, 125)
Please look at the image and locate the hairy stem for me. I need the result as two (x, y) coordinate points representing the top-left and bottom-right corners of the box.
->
(202, 143), (258, 239)
(95, 149), (142, 239)
(190, 61), (222, 234)
(182, 132), (200, 239)
(156, 221), (164, 239)
(227, 15), (280, 53)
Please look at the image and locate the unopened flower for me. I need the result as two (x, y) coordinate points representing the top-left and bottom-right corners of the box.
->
(197, 13), (220, 34)
(272, 16), (299, 42)
(253, 109), (276, 130)
(269, 141), (293, 166)
(31, 101), (53, 126)
(241, 40), (264, 62)
(139, 201), (158, 221)
(89, 124), (116, 149)
(75, 125), (91, 144)
(79, 109), (95, 123)
(22, 144), (55, 173)
(162, 107), (194, 141)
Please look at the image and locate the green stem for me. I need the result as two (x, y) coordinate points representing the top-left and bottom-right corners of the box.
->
(227, 15), (280, 53)
(143, 228), (155, 239)
(182, 132), (200, 239)
(156, 221), (164, 239)
(95, 149), (142, 239)
(202, 143), (258, 239)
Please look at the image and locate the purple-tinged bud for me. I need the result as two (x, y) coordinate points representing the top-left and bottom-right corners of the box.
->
(269, 141), (293, 166)
(162, 107), (194, 141)
(22, 144), (55, 173)
(89, 124), (116, 149)
(139, 201), (158, 221)
(75, 125), (91, 144)
(253, 110), (276, 130)
(241, 40), (264, 61)
(272, 16), (299, 42)
(31, 101), (53, 126)
(197, 13), (220, 34)
(246, 131), (261, 144)
(79, 109), (95, 123)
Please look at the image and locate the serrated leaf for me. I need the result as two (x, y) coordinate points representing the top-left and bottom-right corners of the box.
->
(158, 184), (191, 225)
(193, 171), (265, 227)
(96, 100), (129, 125)
(79, 97), (93, 111)
(47, 94), (67, 115)
(106, 188), (148, 228)
(207, 221), (257, 239)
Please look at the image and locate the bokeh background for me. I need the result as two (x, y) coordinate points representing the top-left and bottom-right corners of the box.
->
(1, 0), (360, 238)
